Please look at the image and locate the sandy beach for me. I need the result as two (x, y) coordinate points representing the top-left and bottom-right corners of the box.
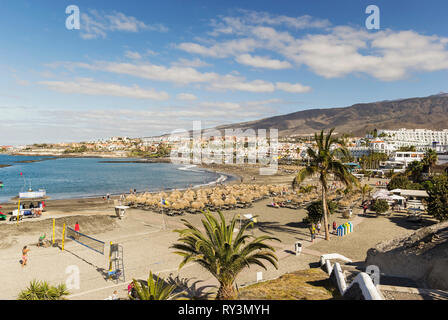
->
(0, 162), (438, 300)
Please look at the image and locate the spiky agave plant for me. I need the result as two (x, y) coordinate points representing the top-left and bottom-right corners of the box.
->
(17, 280), (69, 300)
(131, 271), (178, 300)
(171, 210), (280, 300)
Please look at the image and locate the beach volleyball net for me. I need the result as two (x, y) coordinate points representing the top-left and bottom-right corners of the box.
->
(66, 226), (105, 255)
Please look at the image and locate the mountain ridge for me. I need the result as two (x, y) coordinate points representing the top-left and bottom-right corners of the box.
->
(213, 94), (448, 136)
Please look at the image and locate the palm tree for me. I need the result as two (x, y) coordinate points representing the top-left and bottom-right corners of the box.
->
(131, 271), (178, 300)
(361, 184), (373, 203)
(422, 149), (438, 175)
(18, 280), (69, 300)
(405, 160), (424, 183)
(171, 210), (280, 300)
(293, 129), (359, 240)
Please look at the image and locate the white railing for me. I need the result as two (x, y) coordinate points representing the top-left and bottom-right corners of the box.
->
(321, 254), (383, 300)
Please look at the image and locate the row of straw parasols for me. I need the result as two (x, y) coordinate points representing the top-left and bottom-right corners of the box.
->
(125, 182), (350, 214)
(125, 184), (289, 213)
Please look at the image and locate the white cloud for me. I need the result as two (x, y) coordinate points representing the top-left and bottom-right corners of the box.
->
(276, 82), (312, 93)
(84, 61), (218, 84)
(199, 101), (241, 110)
(208, 75), (275, 93)
(80, 10), (168, 39)
(145, 49), (158, 56)
(236, 54), (292, 69)
(171, 58), (211, 68)
(208, 10), (330, 37)
(60, 60), (309, 93)
(177, 93), (197, 101)
(177, 38), (259, 58)
(1, 97), (285, 144)
(38, 78), (169, 100)
(289, 27), (448, 81)
(243, 11), (331, 30)
(175, 10), (448, 81)
(125, 51), (142, 59)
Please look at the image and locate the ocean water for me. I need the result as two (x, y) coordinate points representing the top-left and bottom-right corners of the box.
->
(0, 155), (226, 203)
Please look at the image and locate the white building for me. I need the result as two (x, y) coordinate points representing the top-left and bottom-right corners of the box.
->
(380, 128), (448, 145)
(348, 146), (371, 158)
(369, 140), (396, 155)
(390, 151), (425, 166)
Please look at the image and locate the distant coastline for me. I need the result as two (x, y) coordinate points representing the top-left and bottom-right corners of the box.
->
(5, 151), (171, 162)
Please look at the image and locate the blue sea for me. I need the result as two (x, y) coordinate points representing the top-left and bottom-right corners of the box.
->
(0, 155), (226, 203)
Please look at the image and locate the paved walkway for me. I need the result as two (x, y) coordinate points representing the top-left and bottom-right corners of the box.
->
(379, 285), (448, 300)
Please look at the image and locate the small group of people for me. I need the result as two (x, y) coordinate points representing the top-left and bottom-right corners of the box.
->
(20, 201), (45, 210)
(269, 201), (283, 208)
(375, 180), (389, 186)
(309, 221), (339, 242)
(309, 222), (323, 243)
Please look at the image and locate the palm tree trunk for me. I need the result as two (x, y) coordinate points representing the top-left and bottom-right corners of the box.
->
(322, 185), (330, 241)
(216, 282), (237, 300)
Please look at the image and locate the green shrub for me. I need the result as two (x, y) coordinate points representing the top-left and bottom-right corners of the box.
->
(306, 200), (337, 224)
(372, 199), (389, 214)
(425, 174), (448, 221)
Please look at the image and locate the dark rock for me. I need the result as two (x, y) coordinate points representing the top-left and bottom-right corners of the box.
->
(343, 283), (365, 300)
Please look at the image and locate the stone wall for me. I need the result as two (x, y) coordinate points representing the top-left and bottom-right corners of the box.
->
(366, 221), (448, 290)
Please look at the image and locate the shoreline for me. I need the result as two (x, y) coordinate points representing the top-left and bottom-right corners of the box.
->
(0, 153), (297, 208)
(0, 163), (239, 207)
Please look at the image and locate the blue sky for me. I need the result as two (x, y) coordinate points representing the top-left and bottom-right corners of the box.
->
(1, 0), (448, 145)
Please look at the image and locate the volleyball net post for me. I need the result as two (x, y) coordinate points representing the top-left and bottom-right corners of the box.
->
(52, 218), (55, 245)
(61, 223), (66, 251)
(16, 199), (20, 225)
(108, 241), (113, 274)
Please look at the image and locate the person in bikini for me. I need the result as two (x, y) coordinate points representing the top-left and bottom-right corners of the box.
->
(21, 246), (30, 267)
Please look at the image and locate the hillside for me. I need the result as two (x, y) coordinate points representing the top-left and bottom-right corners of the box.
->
(215, 94), (448, 136)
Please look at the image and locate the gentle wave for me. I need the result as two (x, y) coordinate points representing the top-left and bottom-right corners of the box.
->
(177, 164), (230, 188)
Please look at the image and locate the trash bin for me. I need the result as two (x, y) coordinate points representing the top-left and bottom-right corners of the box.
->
(294, 242), (302, 255)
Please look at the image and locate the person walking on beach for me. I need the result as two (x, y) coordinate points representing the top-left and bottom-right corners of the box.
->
(316, 222), (321, 235)
(74, 222), (80, 240)
(21, 246), (30, 267)
(332, 221), (337, 234)
(309, 224), (316, 243)
(363, 203), (368, 214)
